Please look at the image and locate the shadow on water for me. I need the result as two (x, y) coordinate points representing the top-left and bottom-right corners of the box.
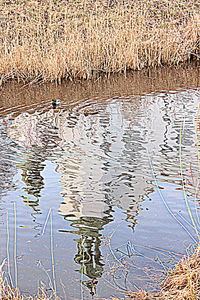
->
(0, 64), (200, 298)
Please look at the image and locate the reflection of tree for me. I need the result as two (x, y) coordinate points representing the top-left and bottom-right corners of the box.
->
(20, 151), (46, 210)
(7, 110), (63, 212)
(60, 214), (112, 296)
(0, 131), (17, 200)
(0, 160), (16, 198)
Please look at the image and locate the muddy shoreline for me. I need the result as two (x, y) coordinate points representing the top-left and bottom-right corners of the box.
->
(1, 63), (200, 110)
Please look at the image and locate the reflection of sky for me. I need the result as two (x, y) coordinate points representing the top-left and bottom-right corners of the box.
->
(2, 90), (200, 226)
(0, 88), (200, 297)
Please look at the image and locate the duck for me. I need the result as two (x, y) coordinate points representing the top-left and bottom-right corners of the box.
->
(52, 99), (61, 109)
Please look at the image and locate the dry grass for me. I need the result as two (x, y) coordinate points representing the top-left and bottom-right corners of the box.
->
(0, 261), (54, 300)
(0, 0), (199, 84)
(127, 246), (200, 300)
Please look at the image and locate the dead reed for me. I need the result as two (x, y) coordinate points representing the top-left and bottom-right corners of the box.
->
(127, 246), (200, 300)
(0, 0), (199, 84)
(0, 260), (55, 300)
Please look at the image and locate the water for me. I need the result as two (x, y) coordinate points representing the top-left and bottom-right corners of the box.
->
(0, 66), (200, 299)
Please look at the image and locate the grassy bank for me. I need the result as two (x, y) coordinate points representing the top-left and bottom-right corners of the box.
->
(0, 246), (199, 299)
(0, 0), (199, 84)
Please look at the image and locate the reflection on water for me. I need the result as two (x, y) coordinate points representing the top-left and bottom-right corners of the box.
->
(20, 153), (45, 209)
(0, 67), (200, 299)
(7, 102), (151, 225)
(60, 214), (112, 296)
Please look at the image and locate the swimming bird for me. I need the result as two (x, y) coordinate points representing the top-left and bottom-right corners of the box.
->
(52, 99), (61, 109)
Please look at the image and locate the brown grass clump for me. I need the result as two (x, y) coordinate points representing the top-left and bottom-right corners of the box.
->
(127, 246), (200, 300)
(0, 261), (54, 300)
(0, 0), (199, 84)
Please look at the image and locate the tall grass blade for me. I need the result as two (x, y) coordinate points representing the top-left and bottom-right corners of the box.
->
(14, 202), (18, 288)
(6, 210), (13, 287)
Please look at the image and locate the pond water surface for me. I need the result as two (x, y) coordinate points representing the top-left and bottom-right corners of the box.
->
(0, 66), (200, 299)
